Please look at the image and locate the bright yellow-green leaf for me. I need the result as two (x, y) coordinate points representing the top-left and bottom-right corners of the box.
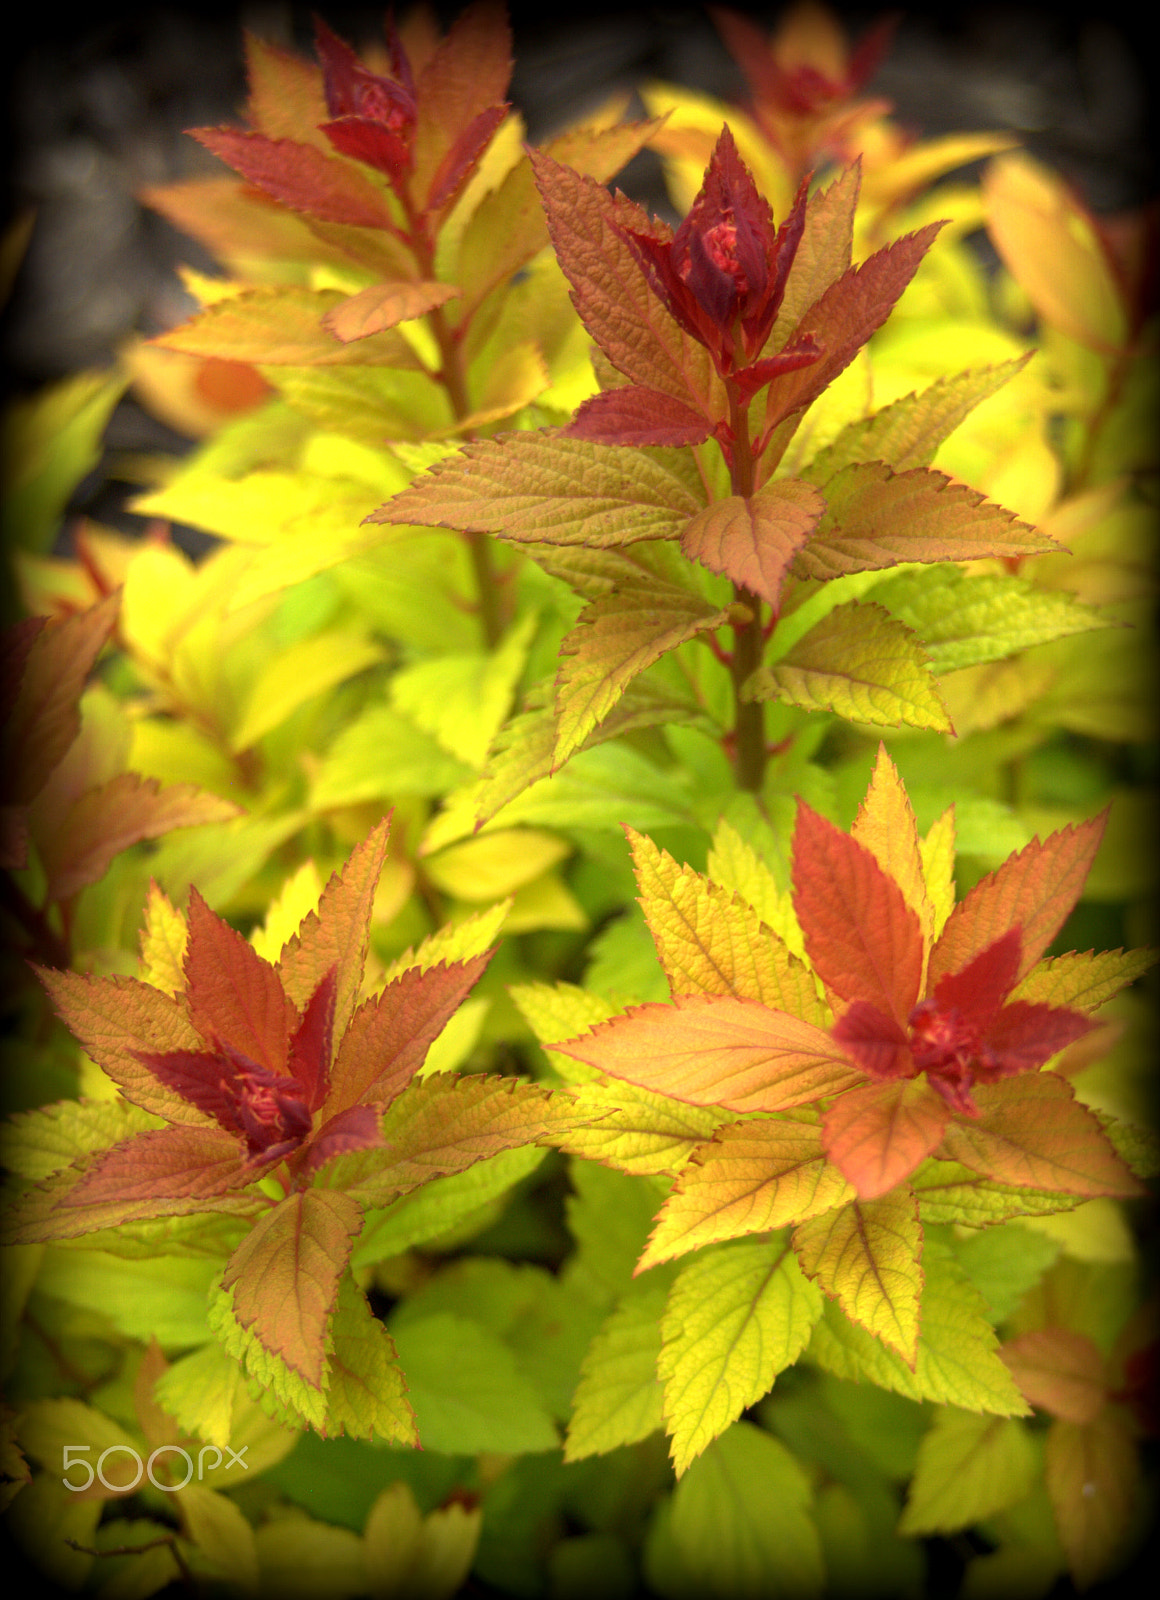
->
(510, 980), (616, 1084)
(350, 1147), (546, 1267)
(249, 860), (324, 965)
(391, 612), (535, 767)
(660, 1239), (823, 1475)
(1011, 948), (1159, 1012)
(323, 1275), (417, 1446)
(155, 284), (422, 366)
(137, 883), (188, 997)
(793, 1190), (923, 1363)
(423, 829), (570, 903)
(749, 600), (951, 731)
(565, 1282), (669, 1461)
(153, 1342), (242, 1450)
(808, 1247), (1031, 1416)
(706, 817), (806, 962)
(640, 1118), (854, 1269)
(310, 706), (474, 808)
(629, 829), (826, 1024)
(383, 902), (509, 982)
(899, 1410), (1038, 1535)
(557, 1080), (725, 1177)
(0, 1099), (166, 1182)
(228, 628), (383, 752)
(207, 1277), (328, 1432)
(503, 871), (588, 933)
(920, 809), (957, 941)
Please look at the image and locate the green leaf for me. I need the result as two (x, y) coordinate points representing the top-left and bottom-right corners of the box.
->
(220, 1189), (364, 1389)
(554, 581), (734, 766)
(0, 1098), (165, 1181)
(556, 1080), (725, 1178)
(660, 1239), (823, 1475)
(562, 1158), (669, 1309)
(207, 1275), (328, 1432)
(793, 463), (1057, 580)
(564, 1282), (669, 1461)
(793, 1190), (923, 1363)
(350, 1146), (546, 1266)
(391, 612), (535, 768)
(1011, 947), (1159, 1012)
(228, 628), (383, 752)
(371, 434), (705, 546)
(510, 980), (616, 1083)
(389, 1312), (558, 1454)
(310, 705), (474, 808)
(644, 1421), (824, 1600)
(153, 1342), (242, 1449)
(747, 600), (952, 731)
(912, 1160), (1083, 1227)
(35, 1247), (218, 1346)
(323, 1273), (417, 1446)
(640, 1118), (854, 1269)
(629, 829), (826, 1023)
(899, 1410), (1038, 1535)
(807, 1246), (1030, 1416)
(953, 1224), (1062, 1322)
(871, 565), (1112, 675)
(802, 359), (1031, 480)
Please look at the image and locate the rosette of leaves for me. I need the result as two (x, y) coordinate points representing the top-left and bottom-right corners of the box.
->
(378, 131), (1109, 824)
(514, 747), (1153, 1477)
(1, 820), (586, 1437)
(133, 3), (659, 635)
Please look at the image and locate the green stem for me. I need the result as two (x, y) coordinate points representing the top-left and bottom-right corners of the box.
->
(724, 381), (768, 793)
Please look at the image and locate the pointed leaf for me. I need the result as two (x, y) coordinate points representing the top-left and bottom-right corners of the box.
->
(564, 1284), (667, 1460)
(793, 463), (1057, 582)
(565, 385), (714, 446)
(36, 969), (209, 1124)
(326, 953), (492, 1118)
(851, 744), (935, 955)
(938, 1075), (1145, 1197)
(770, 162), (859, 344)
(629, 829), (825, 1023)
(155, 285), (421, 367)
(554, 583), (733, 767)
(751, 600), (952, 731)
(276, 819), (389, 1040)
(803, 359), (1032, 480)
(1000, 1328), (1106, 1424)
(185, 889), (296, 1074)
(793, 800), (926, 1026)
(221, 1189), (364, 1389)
(899, 1411), (1038, 1536)
(555, 994), (862, 1114)
(793, 1189), (923, 1363)
(640, 1119), (854, 1270)
(409, 1), (512, 205)
(929, 816), (1106, 988)
(243, 31), (328, 143)
(371, 433), (705, 546)
(529, 148), (716, 409)
(912, 1160), (1085, 1227)
(40, 775), (239, 902)
(660, 1239), (823, 1475)
(555, 1081), (724, 1178)
(323, 1274), (417, 1444)
(322, 280), (461, 343)
(191, 127), (395, 229)
(1011, 947), (1159, 1012)
(2, 593), (119, 805)
(680, 480), (824, 609)
(823, 1079), (950, 1200)
(139, 882), (188, 999)
(207, 1277), (327, 1431)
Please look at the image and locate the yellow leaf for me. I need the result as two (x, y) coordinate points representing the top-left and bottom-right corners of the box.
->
(228, 629), (383, 752)
(250, 860), (324, 964)
(423, 829), (571, 902)
(139, 882), (188, 997)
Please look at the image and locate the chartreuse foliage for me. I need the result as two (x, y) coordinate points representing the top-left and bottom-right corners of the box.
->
(2, 4), (1155, 1598)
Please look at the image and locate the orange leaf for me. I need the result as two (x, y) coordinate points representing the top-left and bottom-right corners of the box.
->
(409, 1), (512, 207)
(222, 1188), (364, 1389)
(1044, 1413), (1139, 1590)
(793, 1188), (923, 1363)
(1001, 1328), (1106, 1423)
(554, 994), (862, 1114)
(929, 815), (1106, 989)
(322, 280), (461, 343)
(192, 127), (396, 230)
(185, 890), (298, 1077)
(680, 480), (824, 608)
(823, 1079), (949, 1199)
(938, 1074), (1145, 1197)
(63, 1126), (253, 1217)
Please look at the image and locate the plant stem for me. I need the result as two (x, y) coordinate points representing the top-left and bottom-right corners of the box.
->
(725, 381), (768, 793)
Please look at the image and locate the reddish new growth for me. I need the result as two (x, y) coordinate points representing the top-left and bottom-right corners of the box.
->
(833, 926), (1087, 1115)
(315, 17), (418, 193)
(618, 127), (821, 398)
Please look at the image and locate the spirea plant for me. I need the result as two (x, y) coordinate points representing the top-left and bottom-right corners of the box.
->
(1, 6), (1155, 1598)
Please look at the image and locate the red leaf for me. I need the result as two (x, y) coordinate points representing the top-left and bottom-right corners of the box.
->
(823, 1078), (950, 1199)
(929, 816), (1106, 989)
(325, 953), (493, 1118)
(191, 127), (395, 230)
(300, 1105), (384, 1179)
(184, 889), (297, 1076)
(410, 1), (512, 206)
(679, 480), (824, 609)
(554, 994), (862, 1113)
(831, 999), (910, 1078)
(1001, 1328), (1106, 1423)
(792, 802), (925, 1026)
(984, 1001), (1096, 1076)
(762, 224), (943, 436)
(564, 387), (714, 447)
(426, 103), (508, 213)
(321, 117), (412, 182)
(287, 966), (338, 1112)
(222, 1188), (364, 1388)
(938, 1074), (1146, 1196)
(931, 929), (1022, 1029)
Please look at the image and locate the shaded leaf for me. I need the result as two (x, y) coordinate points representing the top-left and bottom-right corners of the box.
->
(323, 1274), (417, 1444)
(1000, 1328), (1106, 1424)
(899, 1410), (1038, 1535)
(565, 385), (715, 447)
(564, 1283), (668, 1460)
(1045, 1414), (1138, 1590)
